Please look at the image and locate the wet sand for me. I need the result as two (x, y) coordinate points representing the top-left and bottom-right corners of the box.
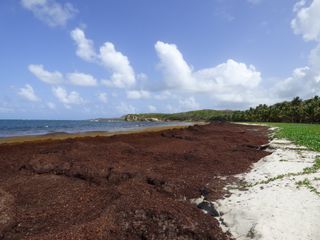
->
(0, 122), (269, 240)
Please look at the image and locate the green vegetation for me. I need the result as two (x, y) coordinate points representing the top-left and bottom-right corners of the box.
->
(303, 158), (320, 174)
(263, 123), (320, 152)
(125, 96), (320, 124)
(124, 109), (234, 122)
(296, 179), (320, 196)
(247, 158), (320, 187)
(232, 96), (320, 123)
(243, 119), (320, 196)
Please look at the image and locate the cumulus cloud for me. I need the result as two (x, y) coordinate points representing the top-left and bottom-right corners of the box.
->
(178, 97), (200, 110)
(29, 64), (100, 87)
(273, 64), (320, 100)
(70, 28), (96, 61)
(309, 43), (320, 70)
(99, 42), (136, 88)
(29, 64), (64, 84)
(21, 0), (77, 27)
(47, 102), (56, 109)
(155, 41), (194, 89)
(273, 0), (320, 100)
(291, 0), (320, 41)
(71, 28), (137, 88)
(154, 90), (173, 100)
(194, 59), (261, 89)
(98, 93), (108, 103)
(126, 90), (150, 99)
(116, 102), (136, 115)
(155, 41), (261, 95)
(67, 72), (97, 86)
(274, 67), (313, 98)
(18, 84), (40, 102)
(153, 7), (320, 107)
(52, 86), (84, 106)
(148, 105), (157, 112)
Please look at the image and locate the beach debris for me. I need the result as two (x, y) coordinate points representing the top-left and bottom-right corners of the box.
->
(191, 194), (220, 217)
(197, 201), (220, 217)
(0, 122), (269, 239)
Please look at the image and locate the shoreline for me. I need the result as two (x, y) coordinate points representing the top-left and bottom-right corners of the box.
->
(216, 128), (320, 240)
(0, 122), (199, 145)
(0, 122), (269, 239)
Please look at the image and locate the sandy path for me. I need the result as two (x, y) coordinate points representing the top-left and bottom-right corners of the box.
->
(217, 133), (320, 240)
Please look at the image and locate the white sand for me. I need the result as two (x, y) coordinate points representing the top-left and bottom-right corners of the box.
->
(216, 138), (320, 240)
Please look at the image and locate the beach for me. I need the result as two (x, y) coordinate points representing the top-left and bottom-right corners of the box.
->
(0, 122), (269, 239)
(0, 123), (193, 145)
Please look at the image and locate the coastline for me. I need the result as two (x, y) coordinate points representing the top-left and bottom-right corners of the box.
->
(0, 122), (199, 145)
(0, 122), (269, 239)
(217, 129), (320, 240)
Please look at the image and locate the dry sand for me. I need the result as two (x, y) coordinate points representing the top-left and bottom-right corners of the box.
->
(217, 131), (320, 240)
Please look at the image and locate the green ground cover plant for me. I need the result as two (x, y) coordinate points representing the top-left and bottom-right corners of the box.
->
(266, 123), (320, 152)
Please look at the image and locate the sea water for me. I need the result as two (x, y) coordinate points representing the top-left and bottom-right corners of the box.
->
(0, 119), (188, 138)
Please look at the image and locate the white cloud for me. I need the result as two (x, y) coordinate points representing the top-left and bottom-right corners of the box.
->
(155, 41), (194, 89)
(47, 102), (56, 109)
(67, 72), (97, 86)
(137, 73), (148, 81)
(178, 97), (200, 111)
(99, 42), (136, 88)
(18, 84), (40, 102)
(21, 0), (77, 27)
(166, 104), (178, 113)
(274, 0), (320, 100)
(70, 28), (96, 61)
(291, 0), (320, 41)
(154, 90), (173, 100)
(309, 43), (320, 71)
(98, 93), (108, 103)
(148, 105), (157, 112)
(71, 28), (137, 89)
(126, 90), (150, 99)
(293, 0), (307, 12)
(274, 64), (320, 100)
(116, 102), (136, 115)
(154, 41), (261, 95)
(29, 64), (99, 87)
(52, 86), (84, 106)
(194, 59), (261, 89)
(29, 64), (63, 84)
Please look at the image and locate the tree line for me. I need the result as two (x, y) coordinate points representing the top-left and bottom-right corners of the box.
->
(124, 96), (320, 123)
(224, 96), (320, 123)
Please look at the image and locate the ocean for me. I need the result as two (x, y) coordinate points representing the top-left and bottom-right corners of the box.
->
(0, 119), (188, 138)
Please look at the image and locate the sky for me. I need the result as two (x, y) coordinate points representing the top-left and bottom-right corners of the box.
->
(1, 0), (320, 119)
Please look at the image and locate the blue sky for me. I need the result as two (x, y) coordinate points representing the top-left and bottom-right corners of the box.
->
(1, 0), (320, 119)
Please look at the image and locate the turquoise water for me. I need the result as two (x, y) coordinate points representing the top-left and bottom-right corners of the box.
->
(0, 119), (188, 138)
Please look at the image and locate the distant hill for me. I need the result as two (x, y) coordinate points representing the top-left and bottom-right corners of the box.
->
(124, 109), (234, 122)
(124, 96), (320, 123)
(90, 118), (123, 122)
